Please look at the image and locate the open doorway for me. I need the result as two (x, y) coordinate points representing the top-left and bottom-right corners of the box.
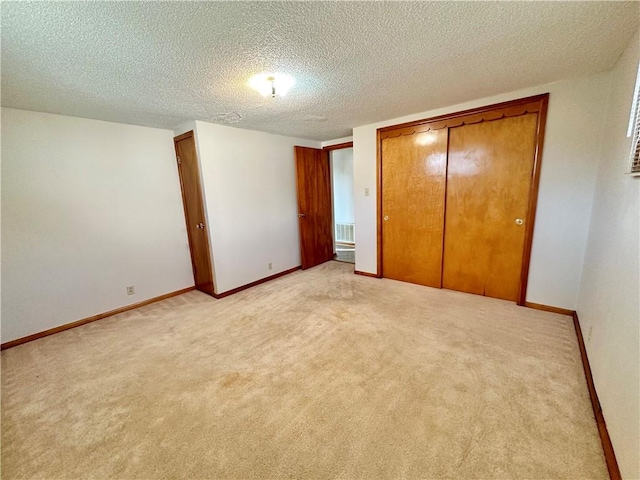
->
(329, 145), (355, 264)
(293, 142), (355, 269)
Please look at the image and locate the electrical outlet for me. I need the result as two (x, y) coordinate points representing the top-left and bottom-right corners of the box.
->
(268, 262), (273, 270)
(587, 325), (593, 343)
(126, 285), (135, 296)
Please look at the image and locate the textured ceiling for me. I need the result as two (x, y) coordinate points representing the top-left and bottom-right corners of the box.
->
(2, 2), (638, 141)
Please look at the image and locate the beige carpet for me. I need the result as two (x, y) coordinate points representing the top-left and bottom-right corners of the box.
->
(1, 261), (607, 479)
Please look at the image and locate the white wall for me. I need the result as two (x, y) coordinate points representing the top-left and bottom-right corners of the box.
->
(1, 108), (194, 342)
(577, 32), (640, 480)
(331, 148), (355, 225)
(353, 73), (611, 309)
(192, 121), (320, 294)
(173, 121), (198, 138)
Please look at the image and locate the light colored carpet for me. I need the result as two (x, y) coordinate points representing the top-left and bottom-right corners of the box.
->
(1, 261), (607, 479)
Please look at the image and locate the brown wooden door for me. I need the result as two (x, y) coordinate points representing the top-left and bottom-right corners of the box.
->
(174, 131), (215, 296)
(442, 113), (538, 301)
(381, 130), (448, 287)
(294, 146), (333, 269)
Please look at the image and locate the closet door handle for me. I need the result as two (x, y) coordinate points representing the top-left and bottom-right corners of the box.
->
(515, 218), (524, 226)
(384, 216), (389, 221)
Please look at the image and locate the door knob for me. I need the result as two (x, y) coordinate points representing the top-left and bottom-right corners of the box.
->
(384, 216), (389, 221)
(515, 218), (524, 226)
(298, 213), (306, 218)
(196, 222), (206, 229)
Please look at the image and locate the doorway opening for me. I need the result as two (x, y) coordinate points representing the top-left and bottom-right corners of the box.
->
(329, 145), (355, 264)
(293, 142), (355, 270)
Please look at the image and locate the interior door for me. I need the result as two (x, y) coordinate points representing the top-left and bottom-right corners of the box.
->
(294, 146), (333, 269)
(442, 113), (538, 301)
(174, 131), (215, 296)
(381, 129), (448, 287)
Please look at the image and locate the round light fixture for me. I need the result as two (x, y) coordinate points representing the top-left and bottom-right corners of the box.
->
(248, 73), (295, 98)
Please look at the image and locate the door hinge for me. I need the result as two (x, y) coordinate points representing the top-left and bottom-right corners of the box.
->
(177, 156), (182, 166)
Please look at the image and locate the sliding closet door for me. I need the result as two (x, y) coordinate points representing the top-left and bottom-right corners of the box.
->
(381, 129), (448, 287)
(442, 113), (538, 301)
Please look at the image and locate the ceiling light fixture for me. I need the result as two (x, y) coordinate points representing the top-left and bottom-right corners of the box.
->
(248, 73), (295, 98)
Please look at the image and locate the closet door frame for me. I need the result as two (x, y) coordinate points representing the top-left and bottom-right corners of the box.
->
(376, 93), (549, 306)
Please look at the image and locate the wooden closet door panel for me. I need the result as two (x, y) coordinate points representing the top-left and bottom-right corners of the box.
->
(382, 129), (448, 287)
(443, 113), (537, 301)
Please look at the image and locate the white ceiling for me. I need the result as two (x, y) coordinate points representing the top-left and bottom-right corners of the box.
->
(2, 2), (638, 141)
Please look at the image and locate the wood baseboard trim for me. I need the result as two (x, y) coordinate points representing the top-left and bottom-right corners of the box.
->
(524, 301), (573, 316)
(1, 286), (196, 350)
(213, 266), (301, 299)
(354, 270), (379, 278)
(572, 311), (621, 480)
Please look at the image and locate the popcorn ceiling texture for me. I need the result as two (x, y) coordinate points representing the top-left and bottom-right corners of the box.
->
(1, 1), (638, 141)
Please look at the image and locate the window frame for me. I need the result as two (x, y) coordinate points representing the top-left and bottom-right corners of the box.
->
(627, 63), (640, 176)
